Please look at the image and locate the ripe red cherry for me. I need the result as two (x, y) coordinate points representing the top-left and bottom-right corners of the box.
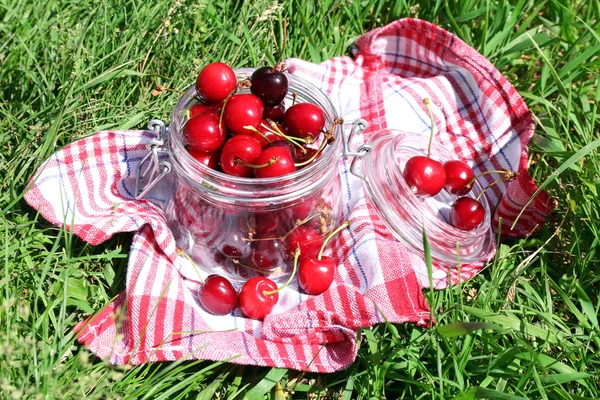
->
(195, 62), (237, 104)
(188, 148), (219, 170)
(189, 103), (211, 117)
(449, 197), (485, 231)
(298, 255), (336, 295)
(198, 275), (238, 315)
(223, 94), (264, 135)
(189, 101), (224, 117)
(286, 225), (323, 261)
(263, 103), (285, 122)
(239, 277), (278, 319)
(183, 112), (226, 153)
(290, 194), (320, 220)
(283, 103), (325, 140)
(220, 135), (262, 177)
(444, 160), (476, 195)
(251, 67), (289, 107)
(253, 146), (296, 178)
(403, 156), (446, 197)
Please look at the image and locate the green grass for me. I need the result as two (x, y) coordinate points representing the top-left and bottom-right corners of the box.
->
(2, 0), (599, 398)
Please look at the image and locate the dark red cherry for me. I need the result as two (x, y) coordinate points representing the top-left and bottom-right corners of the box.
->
(295, 147), (319, 166)
(253, 213), (282, 235)
(253, 147), (296, 178)
(298, 255), (336, 295)
(184, 112), (226, 153)
(223, 94), (264, 136)
(195, 62), (237, 104)
(286, 225), (323, 261)
(198, 275), (238, 315)
(263, 139), (296, 159)
(219, 230), (251, 259)
(239, 277), (278, 320)
(247, 236), (285, 270)
(188, 148), (219, 170)
(263, 103), (286, 122)
(251, 67), (289, 107)
(403, 156), (446, 197)
(444, 160), (476, 195)
(283, 103), (325, 140)
(220, 135), (262, 177)
(449, 197), (485, 231)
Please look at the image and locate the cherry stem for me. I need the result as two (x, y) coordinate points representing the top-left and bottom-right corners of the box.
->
(217, 81), (246, 129)
(317, 220), (351, 260)
(154, 85), (201, 102)
(230, 258), (282, 275)
(219, 95), (231, 130)
(423, 98), (435, 158)
(176, 248), (204, 284)
(264, 120), (310, 146)
(294, 134), (329, 167)
(235, 156), (279, 169)
(263, 246), (300, 297)
(465, 169), (518, 192)
(274, 20), (288, 69)
(475, 175), (517, 201)
(244, 125), (272, 144)
(243, 211), (324, 243)
(291, 92), (297, 106)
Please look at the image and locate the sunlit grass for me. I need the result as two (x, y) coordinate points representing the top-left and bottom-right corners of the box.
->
(1, 0), (599, 398)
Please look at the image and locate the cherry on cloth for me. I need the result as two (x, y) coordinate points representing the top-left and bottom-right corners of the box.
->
(24, 18), (552, 373)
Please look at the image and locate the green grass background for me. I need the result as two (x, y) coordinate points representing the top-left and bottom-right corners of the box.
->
(1, 0), (599, 398)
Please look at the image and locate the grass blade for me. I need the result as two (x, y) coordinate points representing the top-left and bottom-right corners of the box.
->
(243, 368), (288, 400)
(437, 322), (503, 338)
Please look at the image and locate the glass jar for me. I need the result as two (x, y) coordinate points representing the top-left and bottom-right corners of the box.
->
(163, 69), (343, 283)
(349, 127), (494, 265)
(141, 70), (494, 285)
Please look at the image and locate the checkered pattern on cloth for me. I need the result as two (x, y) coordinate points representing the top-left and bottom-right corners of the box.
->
(24, 19), (552, 372)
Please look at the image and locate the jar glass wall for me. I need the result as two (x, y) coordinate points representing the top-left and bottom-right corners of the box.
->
(164, 69), (343, 283)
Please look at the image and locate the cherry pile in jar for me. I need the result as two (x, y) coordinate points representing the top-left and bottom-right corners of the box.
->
(177, 61), (345, 320)
(184, 62), (333, 179)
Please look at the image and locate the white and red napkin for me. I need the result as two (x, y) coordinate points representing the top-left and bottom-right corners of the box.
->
(24, 18), (552, 372)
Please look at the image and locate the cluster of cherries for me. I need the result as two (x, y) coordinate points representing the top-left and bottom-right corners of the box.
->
(197, 220), (350, 320)
(183, 61), (333, 179)
(183, 61), (344, 320)
(402, 98), (516, 231)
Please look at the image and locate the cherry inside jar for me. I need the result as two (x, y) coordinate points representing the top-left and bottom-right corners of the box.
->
(164, 69), (343, 283)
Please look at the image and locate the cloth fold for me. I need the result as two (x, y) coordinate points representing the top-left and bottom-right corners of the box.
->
(24, 18), (552, 372)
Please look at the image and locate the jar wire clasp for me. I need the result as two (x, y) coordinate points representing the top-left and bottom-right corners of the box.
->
(135, 119), (172, 199)
(342, 119), (371, 181)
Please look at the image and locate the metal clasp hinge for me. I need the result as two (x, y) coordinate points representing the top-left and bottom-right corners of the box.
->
(342, 119), (371, 181)
(135, 119), (171, 199)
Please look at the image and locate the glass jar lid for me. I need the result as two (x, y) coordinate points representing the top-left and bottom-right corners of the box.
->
(346, 124), (494, 265)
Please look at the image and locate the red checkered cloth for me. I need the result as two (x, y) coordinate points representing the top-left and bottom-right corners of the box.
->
(24, 19), (552, 372)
